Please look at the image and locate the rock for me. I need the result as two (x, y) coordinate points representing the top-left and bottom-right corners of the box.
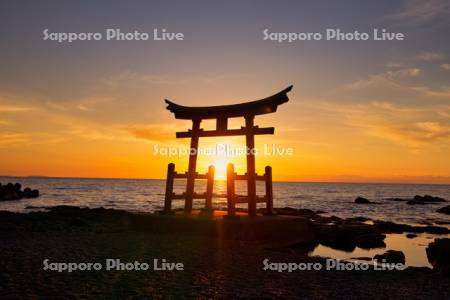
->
(416, 195), (446, 202)
(23, 187), (32, 197)
(426, 238), (450, 275)
(406, 233), (417, 239)
(354, 197), (371, 204)
(314, 222), (380, 252)
(351, 257), (372, 261)
(0, 182), (39, 201)
(29, 189), (39, 198)
(347, 216), (371, 222)
(355, 233), (386, 249)
(374, 250), (405, 264)
(274, 207), (300, 216)
(296, 208), (317, 217)
(0, 183), (22, 201)
(408, 195), (446, 205)
(437, 205), (450, 215)
(419, 226), (450, 235)
(384, 197), (407, 202)
(407, 200), (428, 205)
(373, 220), (449, 235)
(435, 220), (450, 225)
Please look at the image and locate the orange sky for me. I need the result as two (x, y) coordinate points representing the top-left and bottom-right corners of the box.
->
(1, 1), (450, 184)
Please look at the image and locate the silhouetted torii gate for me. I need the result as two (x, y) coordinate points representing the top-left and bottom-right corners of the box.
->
(163, 85), (292, 217)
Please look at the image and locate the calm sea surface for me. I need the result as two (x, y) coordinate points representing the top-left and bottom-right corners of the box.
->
(1, 177), (449, 227)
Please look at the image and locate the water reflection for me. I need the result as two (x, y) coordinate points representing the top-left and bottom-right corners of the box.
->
(310, 233), (450, 267)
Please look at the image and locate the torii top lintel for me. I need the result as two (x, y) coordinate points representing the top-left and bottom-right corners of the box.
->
(165, 85), (292, 120)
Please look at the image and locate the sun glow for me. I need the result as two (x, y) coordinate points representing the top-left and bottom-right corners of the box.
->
(212, 158), (228, 180)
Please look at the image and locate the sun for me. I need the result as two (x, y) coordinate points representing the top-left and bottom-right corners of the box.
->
(212, 158), (228, 180)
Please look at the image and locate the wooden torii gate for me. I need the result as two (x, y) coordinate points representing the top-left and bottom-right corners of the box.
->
(163, 85), (292, 217)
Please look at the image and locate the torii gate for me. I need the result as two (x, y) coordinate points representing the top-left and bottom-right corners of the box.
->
(163, 85), (292, 217)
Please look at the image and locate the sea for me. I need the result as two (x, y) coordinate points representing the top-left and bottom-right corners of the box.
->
(1, 177), (448, 226)
(1, 177), (449, 267)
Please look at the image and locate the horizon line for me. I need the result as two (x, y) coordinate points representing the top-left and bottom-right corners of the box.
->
(0, 175), (449, 186)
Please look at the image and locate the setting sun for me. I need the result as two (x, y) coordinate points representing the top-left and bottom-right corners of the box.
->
(212, 158), (228, 180)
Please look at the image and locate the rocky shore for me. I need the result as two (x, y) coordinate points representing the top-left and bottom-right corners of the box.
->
(1, 205), (449, 298)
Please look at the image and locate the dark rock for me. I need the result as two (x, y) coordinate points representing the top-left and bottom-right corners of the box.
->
(314, 222), (381, 252)
(407, 200), (428, 205)
(29, 189), (39, 198)
(0, 183), (22, 201)
(384, 197), (407, 202)
(355, 233), (386, 249)
(435, 220), (450, 225)
(347, 216), (371, 222)
(426, 238), (450, 275)
(0, 182), (39, 201)
(23, 187), (32, 197)
(274, 207), (300, 216)
(374, 250), (405, 264)
(373, 220), (449, 235)
(437, 205), (450, 215)
(419, 226), (450, 234)
(406, 233), (417, 239)
(296, 208), (317, 217)
(408, 195), (446, 205)
(13, 183), (21, 192)
(351, 257), (372, 261)
(415, 195), (446, 202)
(354, 196), (371, 204)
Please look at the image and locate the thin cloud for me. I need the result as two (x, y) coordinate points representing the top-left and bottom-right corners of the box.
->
(346, 68), (420, 89)
(124, 126), (176, 142)
(416, 51), (444, 62)
(441, 63), (450, 70)
(0, 104), (36, 113)
(304, 100), (450, 147)
(389, 0), (450, 25)
(0, 133), (29, 146)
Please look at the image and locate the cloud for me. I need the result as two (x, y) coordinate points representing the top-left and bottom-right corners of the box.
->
(346, 66), (450, 100)
(407, 86), (450, 98)
(389, 0), (450, 25)
(0, 104), (36, 113)
(416, 51), (444, 62)
(373, 121), (450, 146)
(441, 63), (450, 70)
(346, 68), (420, 89)
(124, 125), (176, 142)
(0, 133), (29, 146)
(386, 62), (405, 69)
(345, 101), (450, 146)
(304, 99), (450, 148)
(44, 96), (114, 112)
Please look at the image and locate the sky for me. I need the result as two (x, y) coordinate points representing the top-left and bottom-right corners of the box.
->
(0, 0), (450, 183)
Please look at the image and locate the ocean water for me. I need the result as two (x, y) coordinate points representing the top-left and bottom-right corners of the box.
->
(1, 177), (449, 227)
